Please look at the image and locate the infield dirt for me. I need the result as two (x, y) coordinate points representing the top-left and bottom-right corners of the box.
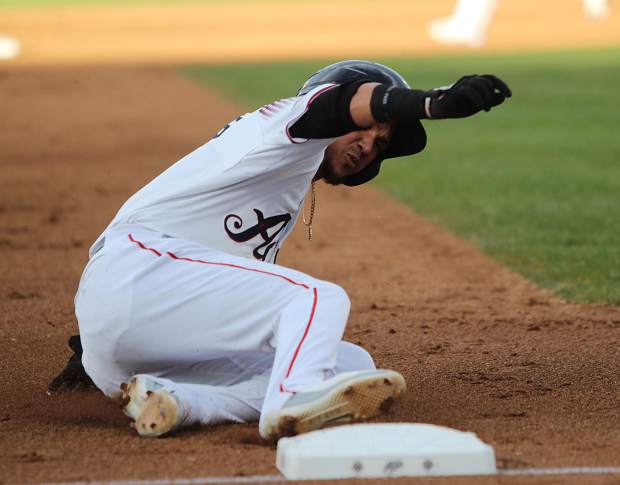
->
(1, 64), (619, 484)
(1, 1), (620, 482)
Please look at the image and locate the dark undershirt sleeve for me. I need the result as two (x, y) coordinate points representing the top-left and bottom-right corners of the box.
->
(288, 80), (368, 139)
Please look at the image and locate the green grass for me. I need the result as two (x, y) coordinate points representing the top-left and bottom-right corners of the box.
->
(181, 48), (620, 304)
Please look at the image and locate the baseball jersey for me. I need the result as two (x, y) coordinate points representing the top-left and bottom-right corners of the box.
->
(92, 83), (340, 263)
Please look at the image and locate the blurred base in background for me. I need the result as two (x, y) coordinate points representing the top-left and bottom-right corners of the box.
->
(0, 35), (20, 60)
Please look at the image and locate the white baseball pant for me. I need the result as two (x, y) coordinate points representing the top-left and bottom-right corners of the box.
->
(75, 224), (375, 428)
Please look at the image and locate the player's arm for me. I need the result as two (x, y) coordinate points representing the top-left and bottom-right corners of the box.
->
(366, 74), (512, 125)
(289, 75), (511, 139)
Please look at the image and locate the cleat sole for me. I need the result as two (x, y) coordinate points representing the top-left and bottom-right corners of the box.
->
(119, 376), (182, 438)
(265, 370), (405, 440)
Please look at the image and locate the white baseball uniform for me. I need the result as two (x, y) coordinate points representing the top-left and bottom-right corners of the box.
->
(76, 83), (376, 431)
(429, 0), (609, 48)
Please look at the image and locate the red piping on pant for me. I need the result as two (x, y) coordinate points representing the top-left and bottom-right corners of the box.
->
(127, 234), (310, 289)
(128, 234), (162, 257)
(166, 251), (311, 289)
(280, 287), (318, 393)
(127, 233), (319, 394)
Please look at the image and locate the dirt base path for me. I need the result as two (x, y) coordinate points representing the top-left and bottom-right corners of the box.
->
(1, 0), (619, 66)
(0, 66), (618, 484)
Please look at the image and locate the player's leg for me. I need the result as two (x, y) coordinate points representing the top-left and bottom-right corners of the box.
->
(119, 340), (384, 437)
(76, 224), (366, 434)
(428, 0), (498, 47)
(583, 0), (609, 19)
(150, 353), (275, 426)
(258, 335), (400, 439)
(131, 341), (376, 429)
(331, 341), (376, 374)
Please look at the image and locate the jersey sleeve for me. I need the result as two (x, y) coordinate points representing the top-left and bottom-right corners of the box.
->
(259, 83), (359, 146)
(288, 80), (367, 140)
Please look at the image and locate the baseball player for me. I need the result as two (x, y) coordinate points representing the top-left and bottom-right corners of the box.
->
(429, 0), (611, 48)
(50, 60), (511, 440)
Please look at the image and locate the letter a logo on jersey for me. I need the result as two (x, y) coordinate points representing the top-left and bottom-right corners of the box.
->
(224, 209), (291, 261)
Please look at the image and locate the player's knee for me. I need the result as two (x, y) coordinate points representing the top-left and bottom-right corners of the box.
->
(80, 352), (127, 398)
(317, 282), (351, 317)
(337, 341), (376, 372)
(80, 333), (131, 398)
(350, 344), (375, 370)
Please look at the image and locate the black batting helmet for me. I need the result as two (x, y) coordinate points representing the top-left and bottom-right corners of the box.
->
(299, 60), (427, 186)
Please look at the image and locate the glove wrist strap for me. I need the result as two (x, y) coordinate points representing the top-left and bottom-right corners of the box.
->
(370, 85), (430, 123)
(424, 97), (433, 118)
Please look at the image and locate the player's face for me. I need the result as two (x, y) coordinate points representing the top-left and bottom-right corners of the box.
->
(321, 123), (393, 185)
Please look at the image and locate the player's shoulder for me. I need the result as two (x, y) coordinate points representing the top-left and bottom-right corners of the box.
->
(258, 82), (336, 114)
(256, 97), (296, 120)
(257, 83), (339, 144)
(298, 82), (340, 102)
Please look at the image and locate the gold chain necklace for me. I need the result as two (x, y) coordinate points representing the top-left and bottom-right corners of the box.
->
(302, 181), (316, 240)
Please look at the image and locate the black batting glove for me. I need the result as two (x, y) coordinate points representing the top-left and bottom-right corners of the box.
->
(428, 74), (512, 119)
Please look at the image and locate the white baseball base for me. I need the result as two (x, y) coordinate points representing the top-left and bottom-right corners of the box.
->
(276, 423), (496, 480)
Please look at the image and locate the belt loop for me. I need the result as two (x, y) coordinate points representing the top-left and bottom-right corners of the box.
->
(90, 237), (105, 257)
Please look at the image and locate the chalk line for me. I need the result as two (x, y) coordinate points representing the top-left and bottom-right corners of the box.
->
(498, 466), (620, 476)
(45, 466), (620, 484)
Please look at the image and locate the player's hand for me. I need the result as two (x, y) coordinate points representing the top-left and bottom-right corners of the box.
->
(428, 75), (512, 119)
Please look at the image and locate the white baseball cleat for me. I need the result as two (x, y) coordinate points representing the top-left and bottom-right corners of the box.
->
(260, 369), (406, 441)
(119, 375), (186, 437)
